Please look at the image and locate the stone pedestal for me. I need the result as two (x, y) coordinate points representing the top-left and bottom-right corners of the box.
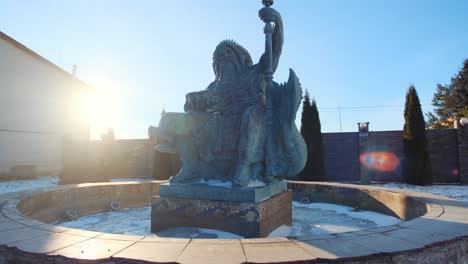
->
(151, 182), (292, 238)
(159, 180), (287, 202)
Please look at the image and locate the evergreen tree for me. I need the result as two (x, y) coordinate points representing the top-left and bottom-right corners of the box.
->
(403, 86), (432, 185)
(299, 91), (326, 181)
(427, 59), (468, 128)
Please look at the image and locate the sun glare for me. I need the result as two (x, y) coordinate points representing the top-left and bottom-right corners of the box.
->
(359, 152), (400, 172)
(76, 83), (119, 139)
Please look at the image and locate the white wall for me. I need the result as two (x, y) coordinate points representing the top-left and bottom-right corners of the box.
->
(0, 131), (62, 174)
(0, 34), (90, 175)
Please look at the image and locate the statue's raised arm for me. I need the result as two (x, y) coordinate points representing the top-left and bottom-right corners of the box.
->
(258, 6), (283, 74)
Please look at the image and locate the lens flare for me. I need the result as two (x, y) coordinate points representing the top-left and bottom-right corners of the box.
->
(360, 152), (400, 172)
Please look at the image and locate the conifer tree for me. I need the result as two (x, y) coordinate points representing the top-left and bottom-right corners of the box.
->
(403, 86), (432, 185)
(427, 59), (468, 128)
(299, 91), (326, 181)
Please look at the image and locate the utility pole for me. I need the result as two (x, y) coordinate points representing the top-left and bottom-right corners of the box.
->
(338, 104), (342, 132)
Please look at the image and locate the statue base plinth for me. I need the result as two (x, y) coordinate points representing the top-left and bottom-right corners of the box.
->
(151, 190), (292, 238)
(159, 180), (287, 203)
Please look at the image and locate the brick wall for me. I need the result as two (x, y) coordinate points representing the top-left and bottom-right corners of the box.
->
(87, 139), (153, 179)
(459, 126), (468, 184)
(364, 130), (405, 182)
(322, 132), (359, 182)
(60, 139), (154, 184)
(61, 128), (464, 184)
(427, 129), (460, 183)
(323, 128), (461, 183)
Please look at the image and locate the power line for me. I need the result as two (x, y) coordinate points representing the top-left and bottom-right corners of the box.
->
(318, 104), (431, 110)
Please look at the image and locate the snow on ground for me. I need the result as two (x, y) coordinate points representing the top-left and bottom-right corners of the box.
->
(58, 206), (243, 238)
(110, 178), (153, 183)
(198, 179), (232, 188)
(268, 202), (402, 238)
(197, 179), (266, 188)
(60, 206), (152, 235)
(0, 176), (58, 195)
(373, 183), (468, 202)
(58, 201), (402, 239)
(157, 227), (243, 239)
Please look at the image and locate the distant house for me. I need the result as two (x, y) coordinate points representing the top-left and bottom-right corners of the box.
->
(0, 31), (91, 178)
(428, 116), (459, 129)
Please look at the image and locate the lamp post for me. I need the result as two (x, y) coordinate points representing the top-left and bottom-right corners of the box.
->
(358, 122), (370, 184)
(460, 117), (468, 126)
(358, 122), (370, 136)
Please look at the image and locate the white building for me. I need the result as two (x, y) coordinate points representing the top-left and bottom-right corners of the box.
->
(0, 31), (91, 177)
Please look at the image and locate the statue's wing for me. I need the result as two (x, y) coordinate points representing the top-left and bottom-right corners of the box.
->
(266, 69), (307, 178)
(271, 68), (302, 125)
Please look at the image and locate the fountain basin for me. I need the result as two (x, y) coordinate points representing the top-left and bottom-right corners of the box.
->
(0, 181), (466, 263)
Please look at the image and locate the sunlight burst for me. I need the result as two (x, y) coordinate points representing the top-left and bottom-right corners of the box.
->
(76, 81), (120, 139)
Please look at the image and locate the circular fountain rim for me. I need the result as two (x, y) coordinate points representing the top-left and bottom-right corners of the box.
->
(1, 181), (467, 263)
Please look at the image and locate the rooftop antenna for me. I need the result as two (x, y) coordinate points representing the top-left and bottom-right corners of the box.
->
(72, 65), (78, 77)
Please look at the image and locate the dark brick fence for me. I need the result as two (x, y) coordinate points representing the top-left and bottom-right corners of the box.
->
(324, 126), (466, 184)
(60, 125), (468, 184)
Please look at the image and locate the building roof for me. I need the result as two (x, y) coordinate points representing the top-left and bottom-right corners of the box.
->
(0, 30), (90, 89)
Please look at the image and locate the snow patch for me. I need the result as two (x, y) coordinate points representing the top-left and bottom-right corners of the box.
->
(156, 227), (243, 239)
(0, 176), (58, 195)
(374, 183), (468, 202)
(60, 207), (152, 235)
(57, 201), (402, 239)
(197, 179), (266, 188)
(247, 180), (266, 188)
(268, 225), (292, 238)
(110, 178), (152, 183)
(199, 180), (232, 188)
(268, 202), (402, 238)
(294, 202), (402, 227)
(197, 228), (243, 239)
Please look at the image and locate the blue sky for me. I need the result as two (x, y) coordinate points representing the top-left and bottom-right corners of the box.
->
(1, 0), (467, 138)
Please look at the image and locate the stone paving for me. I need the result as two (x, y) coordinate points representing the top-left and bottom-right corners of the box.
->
(0, 182), (466, 263)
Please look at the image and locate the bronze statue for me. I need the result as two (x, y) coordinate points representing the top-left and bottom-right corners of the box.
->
(149, 1), (306, 187)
